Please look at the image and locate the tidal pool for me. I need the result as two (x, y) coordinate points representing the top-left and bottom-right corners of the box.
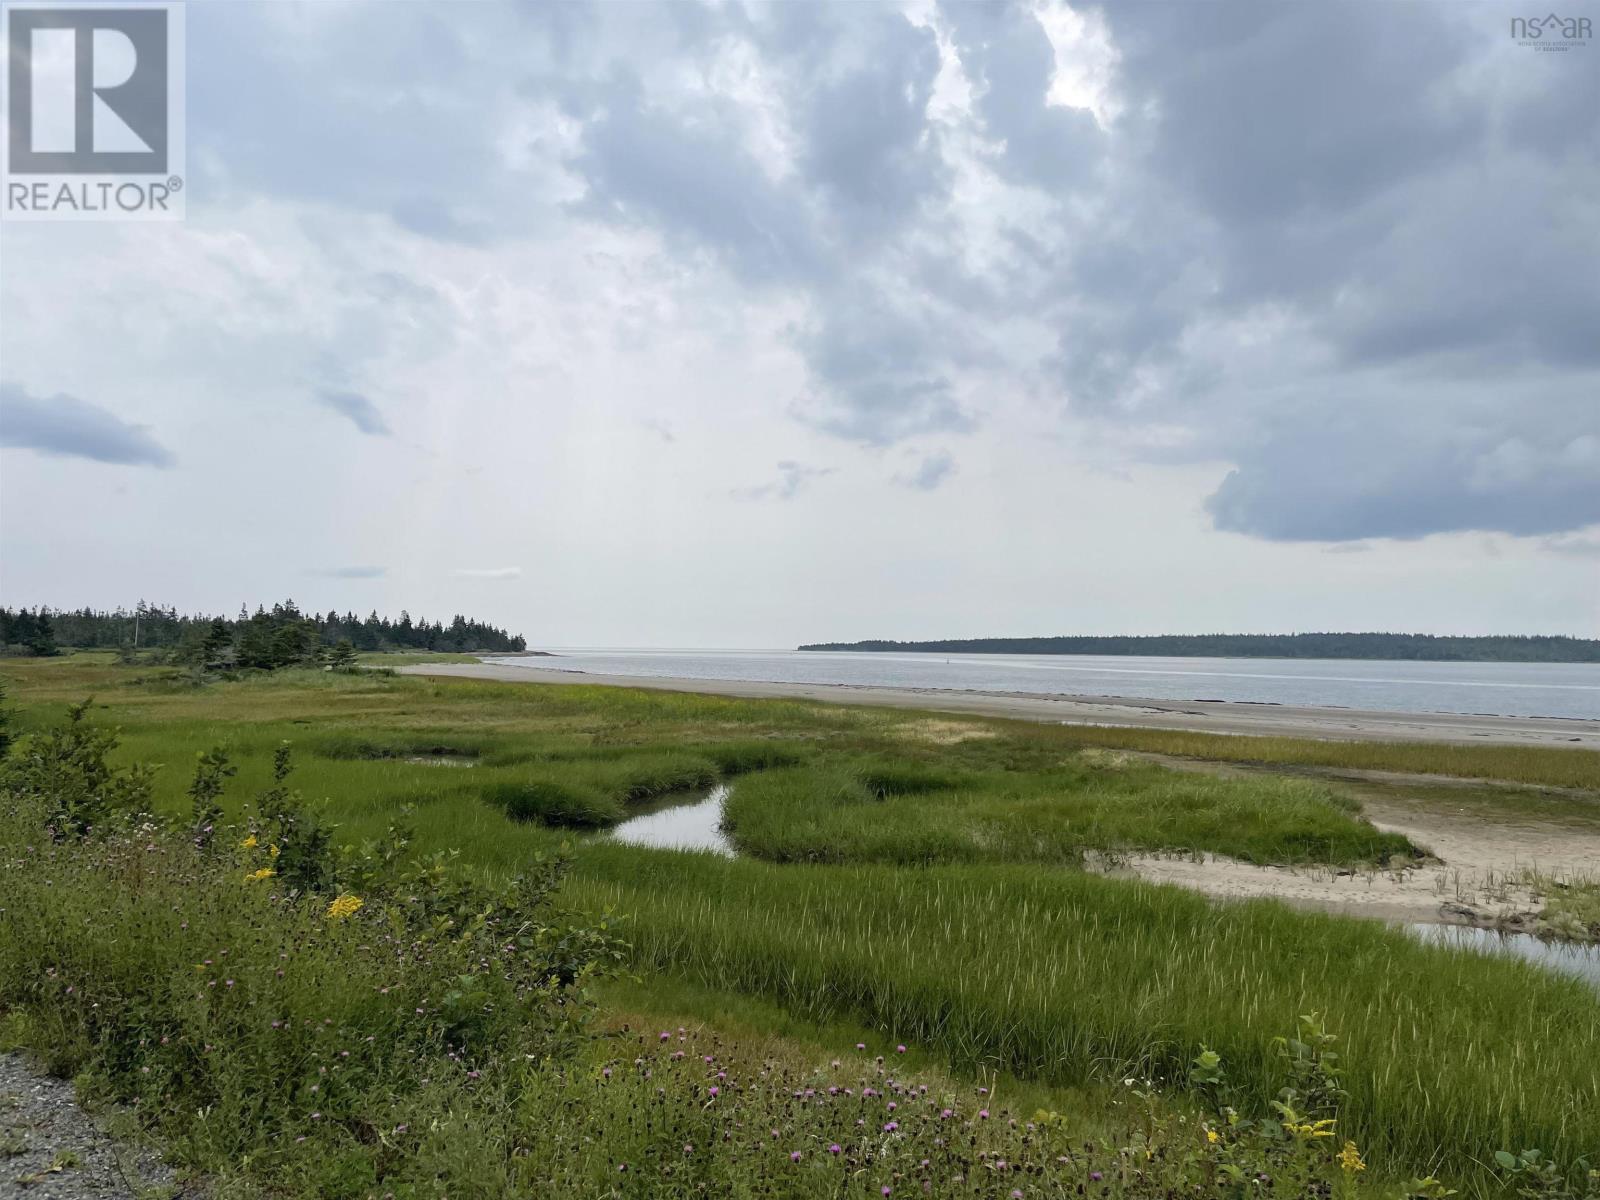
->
(609, 785), (733, 855)
(1410, 923), (1600, 989)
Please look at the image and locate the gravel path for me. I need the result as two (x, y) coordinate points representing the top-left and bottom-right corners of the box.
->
(0, 1055), (179, 1200)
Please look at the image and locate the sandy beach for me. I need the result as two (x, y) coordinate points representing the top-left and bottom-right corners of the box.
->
(397, 661), (1600, 749)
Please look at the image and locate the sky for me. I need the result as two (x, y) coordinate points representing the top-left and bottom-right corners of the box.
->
(1, 0), (1597, 647)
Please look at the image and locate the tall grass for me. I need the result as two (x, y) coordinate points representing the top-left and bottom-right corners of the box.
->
(568, 844), (1600, 1184)
(723, 757), (1418, 866)
(5, 658), (1598, 1192)
(1036, 724), (1600, 791)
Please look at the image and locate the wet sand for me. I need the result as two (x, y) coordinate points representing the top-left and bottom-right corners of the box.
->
(397, 662), (1600, 749)
(1106, 793), (1600, 927)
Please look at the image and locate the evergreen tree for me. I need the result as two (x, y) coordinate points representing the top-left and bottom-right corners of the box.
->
(327, 640), (358, 672)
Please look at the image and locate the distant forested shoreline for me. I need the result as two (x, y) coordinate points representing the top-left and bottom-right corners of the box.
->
(797, 633), (1600, 663)
(1, 600), (525, 666)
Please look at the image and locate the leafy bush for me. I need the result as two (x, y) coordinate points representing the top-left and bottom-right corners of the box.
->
(0, 699), (154, 838)
(0, 708), (627, 1196)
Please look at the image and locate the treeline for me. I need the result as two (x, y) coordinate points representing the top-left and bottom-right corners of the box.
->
(797, 632), (1600, 663)
(1, 600), (526, 666)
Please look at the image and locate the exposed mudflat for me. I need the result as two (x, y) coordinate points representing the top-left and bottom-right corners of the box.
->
(1105, 756), (1600, 929)
(396, 663), (1600, 749)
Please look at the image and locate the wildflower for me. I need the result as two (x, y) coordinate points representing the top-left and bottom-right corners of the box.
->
(1287, 1119), (1337, 1142)
(240, 835), (258, 849)
(1090, 1171), (1103, 1182)
(1206, 1129), (1220, 1145)
(884, 1121), (899, 1132)
(326, 894), (364, 921)
(790, 1151), (802, 1162)
(248, 867), (275, 881)
(857, 1043), (866, 1050)
(1338, 1141), (1366, 1174)
(828, 1144), (842, 1155)
(897, 1044), (907, 1054)
(269, 844), (280, 859)
(978, 1109), (989, 1120)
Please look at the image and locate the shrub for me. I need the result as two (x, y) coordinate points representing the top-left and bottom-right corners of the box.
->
(0, 698), (154, 838)
(0, 730), (627, 1194)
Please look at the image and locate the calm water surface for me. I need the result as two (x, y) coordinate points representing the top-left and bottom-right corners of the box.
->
(605, 791), (1600, 989)
(1410, 924), (1600, 989)
(489, 649), (1600, 720)
(609, 785), (732, 855)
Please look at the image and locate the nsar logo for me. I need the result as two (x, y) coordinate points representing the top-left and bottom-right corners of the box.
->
(1510, 12), (1592, 50)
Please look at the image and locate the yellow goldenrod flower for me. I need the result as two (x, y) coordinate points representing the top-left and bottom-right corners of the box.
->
(248, 867), (275, 881)
(240, 834), (258, 849)
(1339, 1141), (1366, 1173)
(269, 844), (280, 859)
(1288, 1119), (1338, 1141)
(326, 894), (364, 921)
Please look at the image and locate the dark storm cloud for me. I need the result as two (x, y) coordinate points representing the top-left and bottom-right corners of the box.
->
(315, 391), (391, 436)
(0, 383), (175, 468)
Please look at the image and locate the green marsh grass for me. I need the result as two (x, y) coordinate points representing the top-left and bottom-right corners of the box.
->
(723, 757), (1418, 866)
(5, 656), (1600, 1193)
(568, 845), (1600, 1183)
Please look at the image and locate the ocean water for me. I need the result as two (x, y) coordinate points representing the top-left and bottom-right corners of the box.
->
(484, 648), (1600, 720)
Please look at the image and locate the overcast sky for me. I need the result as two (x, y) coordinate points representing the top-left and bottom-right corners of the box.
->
(2, 0), (1596, 646)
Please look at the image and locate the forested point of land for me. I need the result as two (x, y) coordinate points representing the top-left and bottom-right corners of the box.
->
(0, 600), (525, 666)
(797, 632), (1600, 663)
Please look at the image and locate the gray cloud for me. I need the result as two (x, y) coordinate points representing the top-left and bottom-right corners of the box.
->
(572, 79), (825, 286)
(0, 382), (175, 468)
(308, 565), (387, 579)
(894, 451), (956, 491)
(790, 9), (946, 234)
(939, 0), (1101, 189)
(315, 390), (391, 436)
(165, 1), (1600, 544)
(1541, 529), (1600, 559)
(731, 460), (835, 501)
(1203, 394), (1600, 542)
(452, 567), (523, 580)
